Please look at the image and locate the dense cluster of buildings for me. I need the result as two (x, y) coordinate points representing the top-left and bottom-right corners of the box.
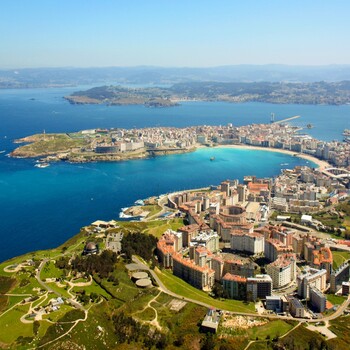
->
(156, 173), (348, 314)
(79, 122), (350, 169)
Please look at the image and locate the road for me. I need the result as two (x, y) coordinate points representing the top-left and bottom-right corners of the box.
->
(36, 258), (85, 310)
(132, 256), (350, 324)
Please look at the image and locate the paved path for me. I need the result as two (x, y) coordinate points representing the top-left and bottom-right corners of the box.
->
(306, 321), (337, 340)
(36, 259), (85, 311)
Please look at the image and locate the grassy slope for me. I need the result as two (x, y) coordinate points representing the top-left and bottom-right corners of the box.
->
(156, 269), (255, 313)
(332, 250), (350, 270)
(328, 315), (350, 350)
(13, 133), (88, 157)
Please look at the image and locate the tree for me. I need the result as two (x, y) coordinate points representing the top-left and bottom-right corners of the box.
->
(201, 334), (216, 350)
(212, 282), (224, 298)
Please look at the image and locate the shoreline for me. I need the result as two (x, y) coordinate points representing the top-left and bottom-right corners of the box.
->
(205, 144), (331, 170)
(13, 141), (331, 170)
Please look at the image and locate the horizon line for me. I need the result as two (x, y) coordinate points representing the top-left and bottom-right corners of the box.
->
(1, 63), (350, 71)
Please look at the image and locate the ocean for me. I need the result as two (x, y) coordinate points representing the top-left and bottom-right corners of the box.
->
(0, 86), (349, 262)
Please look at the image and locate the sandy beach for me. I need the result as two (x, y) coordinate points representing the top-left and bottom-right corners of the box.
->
(203, 144), (331, 170)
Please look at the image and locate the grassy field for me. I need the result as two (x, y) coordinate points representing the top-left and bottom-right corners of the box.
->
(332, 250), (350, 269)
(11, 274), (42, 295)
(0, 304), (33, 344)
(327, 294), (346, 306)
(220, 317), (295, 342)
(14, 133), (88, 157)
(118, 218), (185, 238)
(142, 204), (163, 218)
(42, 304), (75, 322)
(45, 282), (71, 298)
(72, 280), (111, 300)
(248, 320), (294, 340)
(155, 269), (255, 313)
(137, 307), (156, 321)
(328, 315), (350, 350)
(278, 324), (326, 349)
(61, 301), (118, 349)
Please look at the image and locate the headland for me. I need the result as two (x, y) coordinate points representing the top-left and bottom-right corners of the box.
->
(10, 121), (343, 170)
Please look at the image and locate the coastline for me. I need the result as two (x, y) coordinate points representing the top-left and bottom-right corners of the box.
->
(206, 144), (331, 170)
(12, 138), (331, 170)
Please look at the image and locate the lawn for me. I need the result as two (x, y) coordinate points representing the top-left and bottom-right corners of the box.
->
(7, 295), (27, 309)
(118, 218), (185, 238)
(0, 304), (33, 344)
(42, 304), (75, 322)
(145, 218), (185, 238)
(45, 282), (71, 298)
(122, 289), (159, 315)
(328, 315), (350, 350)
(72, 280), (111, 300)
(37, 320), (52, 339)
(11, 275), (42, 295)
(40, 261), (64, 280)
(142, 204), (163, 218)
(278, 324), (326, 349)
(247, 320), (294, 340)
(332, 251), (350, 270)
(136, 307), (156, 321)
(327, 294), (346, 306)
(155, 269), (255, 313)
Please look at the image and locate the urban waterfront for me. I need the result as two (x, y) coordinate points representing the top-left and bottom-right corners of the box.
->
(0, 86), (348, 262)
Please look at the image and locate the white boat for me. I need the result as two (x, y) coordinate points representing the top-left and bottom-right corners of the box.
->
(35, 163), (50, 168)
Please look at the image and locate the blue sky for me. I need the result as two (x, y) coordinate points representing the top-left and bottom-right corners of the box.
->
(1, 0), (349, 68)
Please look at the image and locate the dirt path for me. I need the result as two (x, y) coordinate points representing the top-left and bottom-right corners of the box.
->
(243, 322), (302, 350)
(134, 291), (162, 330)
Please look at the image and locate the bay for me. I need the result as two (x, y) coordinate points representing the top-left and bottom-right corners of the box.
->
(0, 86), (349, 262)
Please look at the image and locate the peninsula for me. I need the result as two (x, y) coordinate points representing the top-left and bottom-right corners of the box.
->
(65, 81), (350, 106)
(10, 121), (349, 172)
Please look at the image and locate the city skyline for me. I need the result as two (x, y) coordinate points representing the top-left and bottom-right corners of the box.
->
(1, 0), (350, 68)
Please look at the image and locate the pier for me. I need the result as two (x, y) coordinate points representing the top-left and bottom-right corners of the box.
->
(273, 115), (301, 124)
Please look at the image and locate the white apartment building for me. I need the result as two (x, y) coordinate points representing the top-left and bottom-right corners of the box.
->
(230, 232), (264, 254)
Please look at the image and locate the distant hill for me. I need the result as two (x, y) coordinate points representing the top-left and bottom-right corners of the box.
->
(65, 81), (350, 106)
(2, 65), (350, 88)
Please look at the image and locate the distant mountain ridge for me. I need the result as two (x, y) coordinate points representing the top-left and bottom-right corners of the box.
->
(2, 65), (350, 88)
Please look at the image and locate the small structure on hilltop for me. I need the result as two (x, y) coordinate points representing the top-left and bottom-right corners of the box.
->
(135, 278), (152, 288)
(132, 271), (149, 281)
(82, 241), (99, 255)
(201, 308), (220, 333)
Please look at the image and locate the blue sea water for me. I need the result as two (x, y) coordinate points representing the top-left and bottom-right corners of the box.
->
(0, 86), (350, 262)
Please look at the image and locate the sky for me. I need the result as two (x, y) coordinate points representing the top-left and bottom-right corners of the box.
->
(1, 0), (349, 68)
